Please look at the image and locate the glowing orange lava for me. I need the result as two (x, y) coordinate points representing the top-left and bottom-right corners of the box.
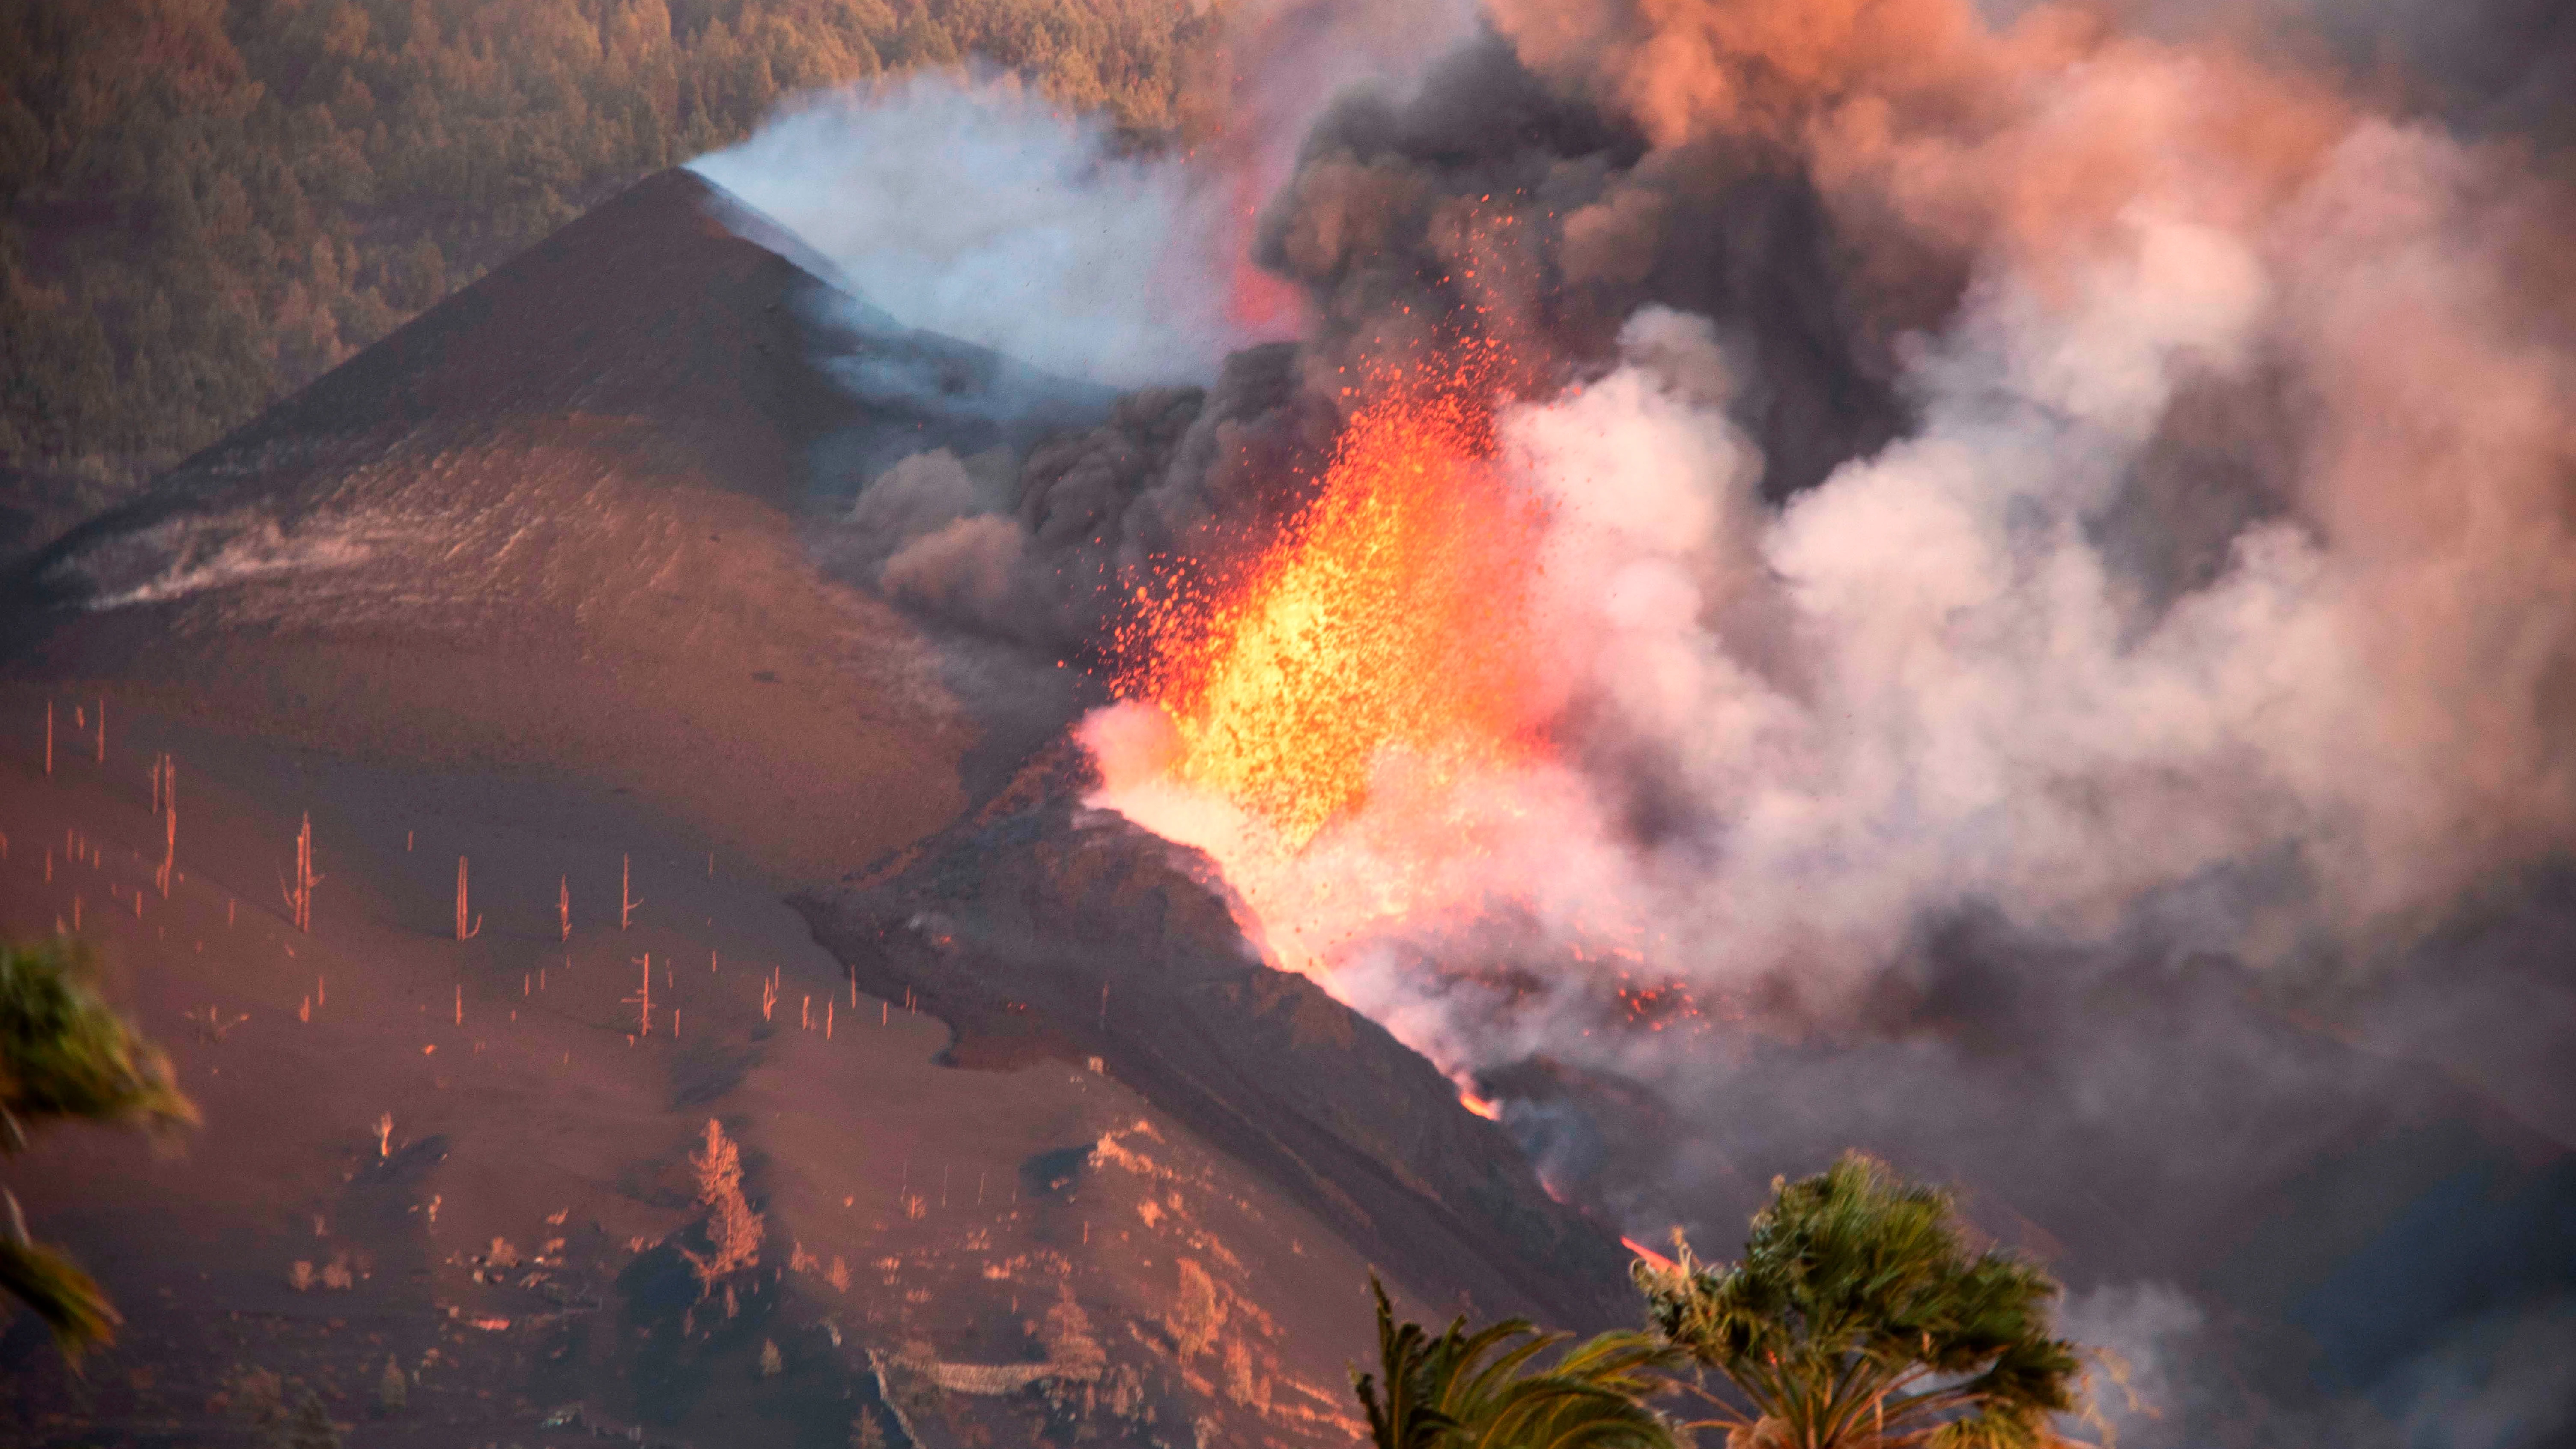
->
(1121, 367), (1551, 849)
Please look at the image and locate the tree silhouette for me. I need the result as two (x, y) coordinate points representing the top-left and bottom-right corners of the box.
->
(679, 1117), (763, 1294)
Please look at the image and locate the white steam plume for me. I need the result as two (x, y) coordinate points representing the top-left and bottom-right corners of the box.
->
(691, 72), (1270, 388)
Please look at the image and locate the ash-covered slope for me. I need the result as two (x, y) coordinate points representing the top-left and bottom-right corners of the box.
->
(107, 168), (861, 518)
(796, 747), (1639, 1333)
(0, 168), (1109, 880)
(22, 168), (1103, 546)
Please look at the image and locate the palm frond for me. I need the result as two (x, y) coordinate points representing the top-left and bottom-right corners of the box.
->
(0, 937), (199, 1150)
(1356, 1276), (1681, 1449)
(0, 935), (197, 1368)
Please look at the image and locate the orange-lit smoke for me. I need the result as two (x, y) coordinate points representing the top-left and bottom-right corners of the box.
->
(1085, 0), (2576, 1043)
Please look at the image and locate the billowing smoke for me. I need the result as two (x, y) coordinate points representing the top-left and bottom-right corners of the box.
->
(715, 0), (2576, 1439)
(1124, 0), (2574, 1438)
(1074, 0), (2576, 1023)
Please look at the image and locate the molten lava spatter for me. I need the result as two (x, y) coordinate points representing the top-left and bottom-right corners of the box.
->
(1119, 367), (1552, 849)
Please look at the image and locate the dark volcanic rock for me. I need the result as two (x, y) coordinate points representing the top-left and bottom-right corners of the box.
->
(795, 769), (1639, 1333)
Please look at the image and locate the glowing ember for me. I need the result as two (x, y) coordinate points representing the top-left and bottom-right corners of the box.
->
(1621, 1236), (1679, 1274)
(1118, 365), (1551, 850)
(1087, 341), (1627, 994)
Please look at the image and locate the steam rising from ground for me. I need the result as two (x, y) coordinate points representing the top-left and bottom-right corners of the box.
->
(688, 0), (1494, 388)
(692, 73), (1266, 387)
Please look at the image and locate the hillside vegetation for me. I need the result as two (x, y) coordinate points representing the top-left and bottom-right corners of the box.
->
(0, 0), (1223, 487)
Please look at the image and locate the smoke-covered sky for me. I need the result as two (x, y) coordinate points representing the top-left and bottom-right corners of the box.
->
(701, 0), (2576, 1441)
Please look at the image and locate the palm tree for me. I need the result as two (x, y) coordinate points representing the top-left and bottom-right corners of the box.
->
(1353, 1276), (1681, 1449)
(1636, 1152), (2090, 1449)
(0, 936), (198, 1363)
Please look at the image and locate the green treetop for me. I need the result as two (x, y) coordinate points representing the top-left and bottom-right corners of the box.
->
(1638, 1152), (2090, 1449)
(0, 936), (199, 1364)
